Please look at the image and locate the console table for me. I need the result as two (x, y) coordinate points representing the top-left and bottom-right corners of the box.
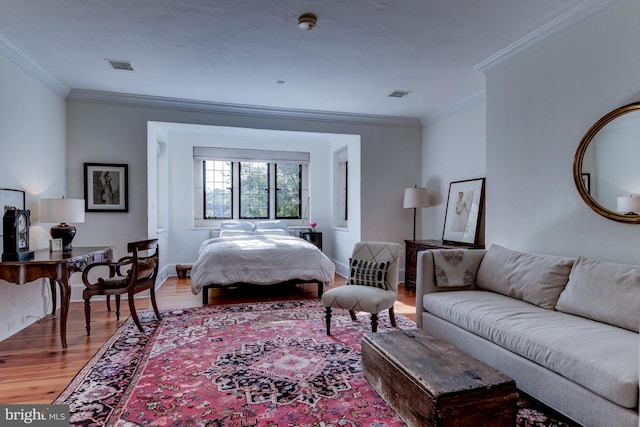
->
(0, 246), (114, 349)
(405, 240), (483, 289)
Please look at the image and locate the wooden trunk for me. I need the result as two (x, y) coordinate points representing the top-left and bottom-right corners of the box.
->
(362, 330), (518, 427)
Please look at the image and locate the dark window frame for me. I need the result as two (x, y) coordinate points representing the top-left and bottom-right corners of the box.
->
(202, 160), (304, 221)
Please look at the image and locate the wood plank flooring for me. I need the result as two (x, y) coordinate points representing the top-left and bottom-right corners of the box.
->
(0, 275), (417, 404)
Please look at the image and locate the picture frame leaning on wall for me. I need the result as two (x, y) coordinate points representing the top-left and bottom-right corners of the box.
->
(442, 178), (485, 245)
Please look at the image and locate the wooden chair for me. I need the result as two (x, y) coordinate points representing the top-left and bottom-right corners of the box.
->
(81, 239), (161, 335)
(322, 242), (403, 334)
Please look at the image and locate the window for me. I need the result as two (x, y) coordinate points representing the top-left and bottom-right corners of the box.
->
(239, 161), (269, 219)
(275, 164), (302, 218)
(203, 160), (232, 219)
(333, 146), (349, 227)
(340, 160), (348, 221)
(194, 147), (309, 225)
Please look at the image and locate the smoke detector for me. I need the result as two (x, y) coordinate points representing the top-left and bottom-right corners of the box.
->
(298, 13), (317, 31)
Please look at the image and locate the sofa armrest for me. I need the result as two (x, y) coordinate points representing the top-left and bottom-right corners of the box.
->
(415, 249), (486, 328)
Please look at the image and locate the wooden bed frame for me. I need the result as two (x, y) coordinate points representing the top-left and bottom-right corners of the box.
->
(201, 279), (324, 305)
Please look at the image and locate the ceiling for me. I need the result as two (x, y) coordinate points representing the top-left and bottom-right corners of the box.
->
(0, 0), (596, 119)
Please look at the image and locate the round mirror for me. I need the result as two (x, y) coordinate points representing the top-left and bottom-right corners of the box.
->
(574, 102), (640, 223)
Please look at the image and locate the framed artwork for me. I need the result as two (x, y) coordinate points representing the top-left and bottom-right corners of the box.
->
(0, 188), (25, 236)
(84, 163), (129, 212)
(581, 173), (591, 194)
(442, 178), (485, 245)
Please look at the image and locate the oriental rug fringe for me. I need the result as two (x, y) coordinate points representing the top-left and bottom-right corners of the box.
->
(55, 300), (576, 427)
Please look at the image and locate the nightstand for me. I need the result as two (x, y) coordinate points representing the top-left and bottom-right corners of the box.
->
(404, 240), (483, 289)
(300, 231), (323, 251)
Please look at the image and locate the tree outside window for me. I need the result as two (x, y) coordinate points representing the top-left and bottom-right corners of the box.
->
(276, 164), (302, 218)
(204, 160), (232, 219)
(240, 162), (269, 219)
(201, 157), (305, 221)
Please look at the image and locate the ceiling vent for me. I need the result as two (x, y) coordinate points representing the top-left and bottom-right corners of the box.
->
(389, 90), (410, 98)
(107, 60), (133, 71)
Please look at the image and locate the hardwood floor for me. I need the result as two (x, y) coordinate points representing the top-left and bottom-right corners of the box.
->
(0, 275), (417, 404)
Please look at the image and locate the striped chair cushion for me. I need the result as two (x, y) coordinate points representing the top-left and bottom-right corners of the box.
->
(348, 258), (390, 290)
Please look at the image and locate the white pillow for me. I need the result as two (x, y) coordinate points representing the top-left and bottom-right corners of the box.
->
(254, 229), (287, 236)
(219, 229), (253, 237)
(254, 220), (289, 233)
(220, 221), (255, 232)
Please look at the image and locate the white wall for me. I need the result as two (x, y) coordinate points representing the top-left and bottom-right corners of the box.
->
(485, 0), (640, 263)
(67, 97), (422, 285)
(421, 99), (487, 242)
(422, 1), (640, 264)
(0, 52), (67, 341)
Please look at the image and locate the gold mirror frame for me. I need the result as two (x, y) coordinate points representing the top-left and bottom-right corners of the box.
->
(573, 102), (640, 223)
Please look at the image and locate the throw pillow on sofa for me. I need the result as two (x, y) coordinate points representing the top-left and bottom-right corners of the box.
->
(432, 249), (483, 287)
(476, 245), (575, 309)
(555, 256), (640, 332)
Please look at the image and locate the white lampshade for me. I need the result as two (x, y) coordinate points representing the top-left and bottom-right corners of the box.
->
(403, 187), (430, 209)
(616, 195), (640, 214)
(40, 198), (85, 224)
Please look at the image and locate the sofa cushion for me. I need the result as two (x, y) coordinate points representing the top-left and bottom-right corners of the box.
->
(476, 245), (574, 309)
(556, 257), (640, 332)
(423, 290), (638, 408)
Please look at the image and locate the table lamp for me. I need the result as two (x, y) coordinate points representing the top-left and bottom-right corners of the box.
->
(617, 195), (640, 215)
(40, 197), (85, 250)
(403, 187), (430, 240)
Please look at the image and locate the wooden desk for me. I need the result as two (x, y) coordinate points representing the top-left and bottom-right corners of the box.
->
(0, 246), (114, 349)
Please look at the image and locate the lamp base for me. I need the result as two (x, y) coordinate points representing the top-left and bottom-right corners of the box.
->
(50, 223), (77, 251)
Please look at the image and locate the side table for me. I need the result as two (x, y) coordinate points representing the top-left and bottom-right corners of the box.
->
(300, 231), (322, 251)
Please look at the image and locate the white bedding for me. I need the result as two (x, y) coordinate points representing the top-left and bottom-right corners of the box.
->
(190, 234), (335, 294)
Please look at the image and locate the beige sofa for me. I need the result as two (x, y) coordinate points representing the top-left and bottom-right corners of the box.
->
(415, 244), (639, 427)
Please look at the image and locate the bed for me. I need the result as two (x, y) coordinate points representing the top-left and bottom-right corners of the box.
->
(190, 221), (335, 305)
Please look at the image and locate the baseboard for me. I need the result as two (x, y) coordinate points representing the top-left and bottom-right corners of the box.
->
(0, 292), (50, 342)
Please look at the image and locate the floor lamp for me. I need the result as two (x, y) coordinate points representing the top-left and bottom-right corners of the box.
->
(403, 187), (430, 240)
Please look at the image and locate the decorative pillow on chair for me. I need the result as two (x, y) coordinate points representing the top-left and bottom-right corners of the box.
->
(348, 258), (390, 290)
(136, 258), (157, 280)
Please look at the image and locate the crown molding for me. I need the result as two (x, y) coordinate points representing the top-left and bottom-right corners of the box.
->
(67, 89), (422, 127)
(475, 0), (623, 73)
(0, 32), (69, 97)
(421, 90), (486, 124)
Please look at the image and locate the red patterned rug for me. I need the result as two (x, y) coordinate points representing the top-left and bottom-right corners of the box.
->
(55, 300), (577, 426)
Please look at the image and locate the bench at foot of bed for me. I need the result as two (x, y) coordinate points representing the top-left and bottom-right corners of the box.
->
(201, 280), (324, 305)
